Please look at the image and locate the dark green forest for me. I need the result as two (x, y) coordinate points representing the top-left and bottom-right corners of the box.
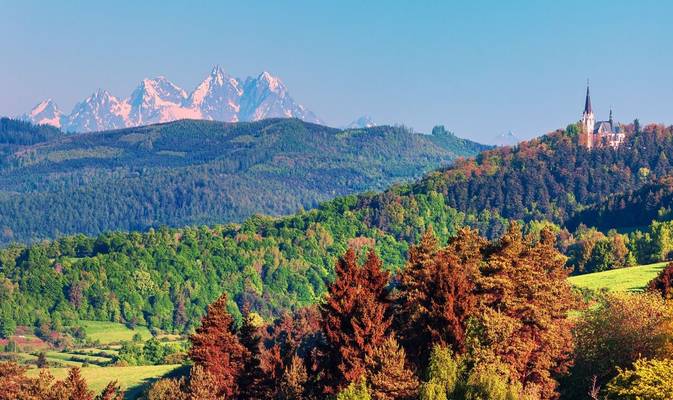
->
(0, 118), (488, 245)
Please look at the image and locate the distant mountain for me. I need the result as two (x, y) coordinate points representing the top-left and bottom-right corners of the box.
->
(344, 115), (376, 129)
(492, 131), (521, 146)
(20, 67), (322, 132)
(20, 99), (64, 128)
(0, 118), (489, 244)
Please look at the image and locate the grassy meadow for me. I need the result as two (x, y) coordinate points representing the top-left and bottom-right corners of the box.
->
(26, 364), (182, 398)
(79, 321), (152, 344)
(568, 261), (668, 292)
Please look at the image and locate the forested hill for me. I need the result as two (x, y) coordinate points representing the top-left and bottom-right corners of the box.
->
(359, 122), (673, 235)
(0, 118), (487, 244)
(3, 121), (673, 336)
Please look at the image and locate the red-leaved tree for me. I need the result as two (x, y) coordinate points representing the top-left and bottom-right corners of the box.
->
(188, 293), (246, 398)
(319, 248), (391, 393)
(395, 227), (482, 366)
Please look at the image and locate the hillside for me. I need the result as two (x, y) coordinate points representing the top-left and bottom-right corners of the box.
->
(2, 122), (673, 336)
(568, 261), (667, 292)
(362, 123), (673, 235)
(0, 118), (488, 244)
(566, 177), (673, 231)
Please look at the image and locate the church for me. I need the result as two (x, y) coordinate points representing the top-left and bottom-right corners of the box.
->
(579, 85), (625, 149)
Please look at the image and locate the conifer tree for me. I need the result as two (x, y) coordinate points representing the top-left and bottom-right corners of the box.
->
(365, 336), (419, 400)
(188, 293), (246, 398)
(63, 367), (94, 400)
(320, 248), (391, 393)
(96, 381), (124, 400)
(395, 227), (482, 365)
(279, 354), (309, 400)
(238, 311), (271, 399)
(476, 224), (574, 399)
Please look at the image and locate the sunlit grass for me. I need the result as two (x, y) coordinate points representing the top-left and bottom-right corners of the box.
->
(568, 261), (668, 292)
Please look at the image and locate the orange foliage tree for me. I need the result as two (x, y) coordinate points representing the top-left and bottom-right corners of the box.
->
(188, 293), (246, 398)
(319, 248), (391, 393)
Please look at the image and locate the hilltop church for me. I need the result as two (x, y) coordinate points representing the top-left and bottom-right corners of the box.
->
(579, 85), (625, 149)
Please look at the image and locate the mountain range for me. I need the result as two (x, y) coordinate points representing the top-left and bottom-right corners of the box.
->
(20, 67), (322, 132)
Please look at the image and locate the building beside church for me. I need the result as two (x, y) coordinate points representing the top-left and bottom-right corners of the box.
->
(579, 85), (625, 149)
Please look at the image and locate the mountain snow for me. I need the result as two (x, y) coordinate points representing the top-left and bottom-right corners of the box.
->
(21, 67), (322, 132)
(343, 115), (376, 129)
(492, 131), (521, 146)
(20, 99), (64, 128)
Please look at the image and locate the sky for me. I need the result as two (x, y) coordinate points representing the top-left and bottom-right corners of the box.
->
(1, 0), (672, 143)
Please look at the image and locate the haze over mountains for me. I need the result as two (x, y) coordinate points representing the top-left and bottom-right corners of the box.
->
(20, 66), (322, 132)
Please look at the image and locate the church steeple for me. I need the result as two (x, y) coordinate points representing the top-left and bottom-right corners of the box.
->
(580, 81), (596, 149)
(583, 83), (592, 114)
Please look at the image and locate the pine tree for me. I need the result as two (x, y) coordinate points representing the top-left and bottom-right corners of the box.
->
(96, 381), (124, 400)
(366, 336), (419, 400)
(64, 367), (94, 400)
(476, 224), (574, 399)
(320, 249), (391, 393)
(188, 293), (246, 398)
(395, 227), (482, 366)
(238, 311), (270, 399)
(279, 354), (309, 400)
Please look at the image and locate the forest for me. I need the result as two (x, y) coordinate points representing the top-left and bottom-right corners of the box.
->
(0, 118), (487, 245)
(3, 121), (673, 398)
(3, 123), (673, 336)
(5, 226), (673, 399)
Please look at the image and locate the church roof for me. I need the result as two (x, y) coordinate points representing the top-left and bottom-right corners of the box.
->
(594, 120), (622, 134)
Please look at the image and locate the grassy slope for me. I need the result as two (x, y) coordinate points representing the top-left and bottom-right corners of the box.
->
(26, 364), (181, 399)
(80, 321), (152, 344)
(568, 262), (667, 292)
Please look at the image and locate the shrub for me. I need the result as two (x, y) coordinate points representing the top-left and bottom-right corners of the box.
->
(606, 358), (673, 400)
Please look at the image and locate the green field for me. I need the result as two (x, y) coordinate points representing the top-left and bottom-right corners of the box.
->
(26, 364), (181, 399)
(79, 321), (152, 344)
(568, 262), (668, 292)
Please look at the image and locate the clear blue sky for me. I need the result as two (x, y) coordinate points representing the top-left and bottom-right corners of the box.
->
(1, 0), (671, 143)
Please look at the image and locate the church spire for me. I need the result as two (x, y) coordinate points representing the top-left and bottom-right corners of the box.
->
(584, 81), (592, 114)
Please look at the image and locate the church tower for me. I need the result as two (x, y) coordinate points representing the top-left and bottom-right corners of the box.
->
(580, 83), (595, 148)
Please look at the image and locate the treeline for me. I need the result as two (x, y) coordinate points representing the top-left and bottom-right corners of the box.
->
(0, 118), (488, 244)
(0, 117), (64, 158)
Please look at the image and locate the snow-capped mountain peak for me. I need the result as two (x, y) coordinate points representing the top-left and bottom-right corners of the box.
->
(492, 131), (521, 146)
(127, 76), (191, 125)
(21, 67), (322, 132)
(66, 90), (129, 132)
(257, 71), (283, 92)
(21, 99), (64, 128)
(186, 66), (243, 121)
(344, 115), (376, 129)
